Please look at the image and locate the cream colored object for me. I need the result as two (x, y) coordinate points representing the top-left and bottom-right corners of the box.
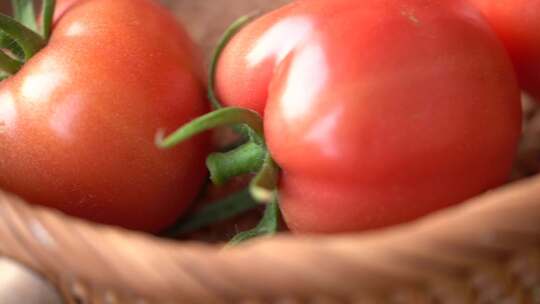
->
(0, 258), (61, 304)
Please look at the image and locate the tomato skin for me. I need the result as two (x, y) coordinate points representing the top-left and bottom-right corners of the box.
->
(217, 0), (522, 233)
(0, 0), (209, 232)
(468, 0), (540, 101)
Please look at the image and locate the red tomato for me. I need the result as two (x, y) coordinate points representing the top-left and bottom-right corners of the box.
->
(0, 0), (209, 232)
(468, 0), (540, 101)
(216, 0), (522, 233)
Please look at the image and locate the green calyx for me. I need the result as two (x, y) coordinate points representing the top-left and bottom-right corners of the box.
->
(11, 0), (37, 32)
(208, 12), (259, 109)
(156, 107), (265, 148)
(0, 0), (56, 77)
(160, 13), (282, 245)
(227, 199), (280, 246)
(156, 106), (279, 205)
(0, 47), (22, 74)
(163, 189), (259, 237)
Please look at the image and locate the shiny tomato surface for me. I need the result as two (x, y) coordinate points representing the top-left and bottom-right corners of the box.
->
(216, 0), (522, 233)
(0, 0), (209, 232)
(469, 0), (540, 100)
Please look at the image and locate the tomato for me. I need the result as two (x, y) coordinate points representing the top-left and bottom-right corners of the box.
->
(0, 0), (209, 232)
(215, 0), (522, 233)
(468, 0), (540, 101)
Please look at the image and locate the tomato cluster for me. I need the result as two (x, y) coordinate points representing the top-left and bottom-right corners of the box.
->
(0, 0), (538, 237)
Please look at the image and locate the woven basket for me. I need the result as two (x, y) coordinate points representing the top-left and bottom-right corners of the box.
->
(1, 1), (539, 303)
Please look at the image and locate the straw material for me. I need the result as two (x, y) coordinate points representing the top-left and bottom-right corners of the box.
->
(0, 0), (539, 303)
(0, 170), (538, 303)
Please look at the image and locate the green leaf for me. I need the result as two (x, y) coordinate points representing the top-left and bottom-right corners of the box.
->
(228, 200), (280, 246)
(163, 189), (259, 237)
(11, 0), (37, 32)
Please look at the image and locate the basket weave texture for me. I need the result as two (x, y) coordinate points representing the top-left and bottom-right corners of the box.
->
(0, 0), (539, 303)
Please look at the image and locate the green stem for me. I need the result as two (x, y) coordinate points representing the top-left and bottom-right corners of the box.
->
(250, 154), (279, 203)
(11, 0), (37, 32)
(163, 189), (259, 237)
(41, 0), (56, 40)
(156, 107), (264, 149)
(228, 200), (280, 246)
(207, 141), (266, 185)
(0, 50), (22, 74)
(208, 12), (258, 109)
(0, 13), (45, 61)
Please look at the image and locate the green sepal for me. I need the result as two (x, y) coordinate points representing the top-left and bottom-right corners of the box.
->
(0, 13), (46, 61)
(0, 32), (25, 59)
(249, 154), (279, 203)
(228, 200), (280, 246)
(0, 49), (22, 74)
(163, 189), (259, 237)
(41, 0), (56, 40)
(156, 107), (264, 149)
(208, 12), (259, 110)
(11, 0), (37, 32)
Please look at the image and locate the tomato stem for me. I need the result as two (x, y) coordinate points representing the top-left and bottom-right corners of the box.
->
(156, 107), (264, 149)
(0, 13), (46, 62)
(207, 141), (266, 185)
(41, 0), (56, 40)
(249, 154), (279, 204)
(208, 12), (259, 109)
(227, 200), (280, 246)
(11, 0), (37, 32)
(168, 11), (281, 245)
(0, 50), (22, 74)
(163, 189), (259, 237)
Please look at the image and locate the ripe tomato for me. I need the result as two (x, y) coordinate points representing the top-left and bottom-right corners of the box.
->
(216, 0), (522, 233)
(468, 0), (540, 101)
(0, 0), (209, 232)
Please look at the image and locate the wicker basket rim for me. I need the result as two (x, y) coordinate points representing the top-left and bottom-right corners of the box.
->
(0, 173), (539, 302)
